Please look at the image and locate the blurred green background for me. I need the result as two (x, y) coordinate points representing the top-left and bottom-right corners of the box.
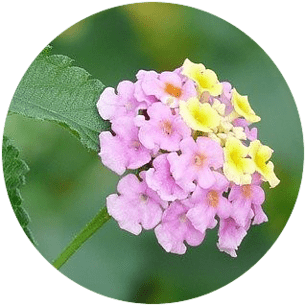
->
(3, 3), (303, 303)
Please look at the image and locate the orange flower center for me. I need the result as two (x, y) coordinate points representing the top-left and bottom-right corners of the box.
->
(200, 91), (210, 103)
(124, 101), (133, 111)
(179, 214), (187, 223)
(139, 194), (148, 203)
(132, 140), (141, 150)
(207, 190), (219, 207)
(165, 83), (182, 98)
(241, 185), (252, 198)
(193, 154), (206, 167)
(161, 120), (173, 135)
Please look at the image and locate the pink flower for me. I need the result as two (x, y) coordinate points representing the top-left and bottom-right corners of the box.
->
(217, 217), (251, 257)
(137, 102), (191, 152)
(97, 80), (146, 121)
(154, 201), (205, 254)
(134, 70), (159, 107)
(244, 127), (258, 141)
(229, 173), (266, 227)
(146, 154), (188, 201)
(168, 136), (224, 192)
(141, 71), (197, 108)
(252, 204), (268, 225)
(185, 172), (231, 233)
(106, 172), (166, 235)
(99, 117), (152, 175)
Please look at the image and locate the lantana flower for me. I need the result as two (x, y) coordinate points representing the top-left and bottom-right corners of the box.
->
(146, 154), (188, 201)
(249, 140), (280, 188)
(97, 80), (146, 121)
(217, 217), (251, 258)
(99, 116), (152, 175)
(107, 172), (167, 235)
(141, 70), (197, 108)
(181, 58), (223, 96)
(97, 58), (280, 257)
(168, 136), (224, 191)
(229, 173), (266, 227)
(223, 136), (255, 185)
(179, 97), (221, 132)
(154, 201), (205, 254)
(137, 102), (191, 152)
(134, 70), (159, 106)
(231, 88), (261, 123)
(185, 172), (231, 233)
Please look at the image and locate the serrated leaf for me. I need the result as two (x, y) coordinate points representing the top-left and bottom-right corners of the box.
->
(2, 136), (35, 244)
(9, 46), (110, 151)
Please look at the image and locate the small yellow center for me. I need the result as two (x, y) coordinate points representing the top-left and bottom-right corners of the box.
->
(165, 83), (182, 98)
(207, 190), (219, 207)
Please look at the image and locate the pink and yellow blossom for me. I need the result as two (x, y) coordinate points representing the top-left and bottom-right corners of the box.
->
(97, 59), (279, 257)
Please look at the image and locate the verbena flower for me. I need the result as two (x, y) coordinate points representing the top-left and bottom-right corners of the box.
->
(97, 58), (280, 257)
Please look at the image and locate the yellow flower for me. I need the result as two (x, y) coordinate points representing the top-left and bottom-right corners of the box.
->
(223, 137), (255, 185)
(182, 59), (223, 96)
(179, 97), (221, 132)
(231, 88), (261, 123)
(249, 140), (280, 188)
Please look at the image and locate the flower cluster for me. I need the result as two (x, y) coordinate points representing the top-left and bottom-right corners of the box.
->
(97, 59), (280, 257)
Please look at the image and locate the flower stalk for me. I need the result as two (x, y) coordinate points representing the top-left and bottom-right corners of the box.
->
(52, 207), (111, 270)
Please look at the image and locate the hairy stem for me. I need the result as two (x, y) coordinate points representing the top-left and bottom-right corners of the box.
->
(52, 207), (111, 270)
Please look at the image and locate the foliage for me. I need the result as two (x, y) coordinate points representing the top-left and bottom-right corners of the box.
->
(9, 46), (110, 152)
(2, 136), (35, 243)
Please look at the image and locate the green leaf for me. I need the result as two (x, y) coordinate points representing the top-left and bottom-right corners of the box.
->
(9, 46), (110, 151)
(2, 136), (35, 244)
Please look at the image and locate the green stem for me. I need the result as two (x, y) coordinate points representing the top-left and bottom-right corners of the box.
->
(52, 207), (111, 270)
